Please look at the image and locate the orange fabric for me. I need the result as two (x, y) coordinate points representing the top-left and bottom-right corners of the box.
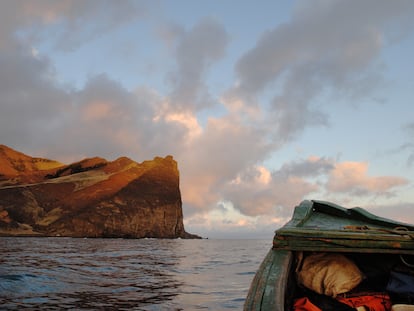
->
(337, 293), (392, 311)
(293, 297), (322, 311)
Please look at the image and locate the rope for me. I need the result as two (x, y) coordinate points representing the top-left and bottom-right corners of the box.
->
(344, 225), (414, 240)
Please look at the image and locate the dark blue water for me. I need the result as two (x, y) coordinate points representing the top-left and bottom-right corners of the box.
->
(0, 238), (270, 310)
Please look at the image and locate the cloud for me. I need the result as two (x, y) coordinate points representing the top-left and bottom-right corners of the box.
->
(0, 45), (70, 150)
(27, 0), (144, 51)
(61, 75), (156, 159)
(326, 161), (408, 196)
(168, 17), (229, 111)
(278, 156), (334, 178)
(211, 157), (408, 219)
(227, 0), (414, 142)
(0, 0), (148, 158)
(185, 156), (412, 238)
(402, 122), (414, 166)
(389, 142), (414, 168)
(184, 201), (291, 239)
(178, 114), (274, 215)
(219, 157), (331, 217)
(377, 122), (414, 169)
(56, 75), (204, 162)
(0, 51), (188, 163)
(236, 0), (414, 95)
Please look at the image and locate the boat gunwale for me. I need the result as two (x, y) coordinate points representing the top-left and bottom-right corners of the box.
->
(274, 227), (414, 241)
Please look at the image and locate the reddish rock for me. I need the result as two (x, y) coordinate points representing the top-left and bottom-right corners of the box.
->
(0, 145), (199, 238)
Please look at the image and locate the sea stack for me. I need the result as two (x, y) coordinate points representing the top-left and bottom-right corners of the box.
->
(0, 144), (200, 238)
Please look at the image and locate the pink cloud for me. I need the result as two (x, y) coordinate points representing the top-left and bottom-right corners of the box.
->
(81, 101), (112, 121)
(326, 161), (408, 195)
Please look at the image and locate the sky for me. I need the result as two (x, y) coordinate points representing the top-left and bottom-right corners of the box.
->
(1, 0), (414, 239)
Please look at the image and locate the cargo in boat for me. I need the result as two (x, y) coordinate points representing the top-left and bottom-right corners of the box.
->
(244, 200), (414, 311)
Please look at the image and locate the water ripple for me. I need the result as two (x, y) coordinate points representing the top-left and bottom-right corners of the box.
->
(0, 237), (270, 310)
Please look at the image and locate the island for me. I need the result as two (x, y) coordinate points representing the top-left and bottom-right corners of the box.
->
(0, 144), (200, 239)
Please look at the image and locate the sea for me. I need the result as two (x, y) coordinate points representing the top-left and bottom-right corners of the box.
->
(0, 237), (271, 310)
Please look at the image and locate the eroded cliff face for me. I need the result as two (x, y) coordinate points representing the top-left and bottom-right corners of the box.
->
(0, 145), (199, 238)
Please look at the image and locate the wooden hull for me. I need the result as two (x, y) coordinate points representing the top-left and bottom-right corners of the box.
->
(244, 249), (293, 310)
(244, 200), (414, 310)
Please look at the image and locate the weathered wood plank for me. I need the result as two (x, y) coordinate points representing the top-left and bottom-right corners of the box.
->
(244, 250), (292, 310)
(273, 238), (414, 254)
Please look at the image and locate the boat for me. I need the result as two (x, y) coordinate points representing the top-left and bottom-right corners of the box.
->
(244, 200), (414, 311)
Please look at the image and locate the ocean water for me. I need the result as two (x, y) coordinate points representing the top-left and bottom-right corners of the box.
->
(0, 237), (270, 310)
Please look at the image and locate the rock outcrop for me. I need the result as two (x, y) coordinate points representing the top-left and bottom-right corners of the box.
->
(0, 144), (199, 238)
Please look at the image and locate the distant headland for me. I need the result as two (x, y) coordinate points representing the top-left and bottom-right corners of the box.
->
(0, 144), (200, 239)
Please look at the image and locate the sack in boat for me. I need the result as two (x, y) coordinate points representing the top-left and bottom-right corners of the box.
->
(337, 292), (392, 311)
(297, 252), (364, 297)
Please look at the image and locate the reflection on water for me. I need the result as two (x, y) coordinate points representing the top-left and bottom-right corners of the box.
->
(0, 237), (270, 310)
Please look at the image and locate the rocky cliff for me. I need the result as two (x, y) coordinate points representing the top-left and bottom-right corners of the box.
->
(0, 145), (199, 238)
